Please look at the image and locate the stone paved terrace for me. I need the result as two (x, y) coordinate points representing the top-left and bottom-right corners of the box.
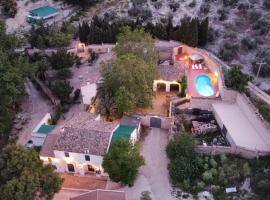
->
(61, 174), (107, 190)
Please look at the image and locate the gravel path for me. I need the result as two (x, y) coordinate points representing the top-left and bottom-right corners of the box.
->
(17, 80), (52, 145)
(123, 128), (178, 200)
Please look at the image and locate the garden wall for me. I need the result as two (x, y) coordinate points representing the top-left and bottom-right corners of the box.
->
(196, 145), (270, 159)
(140, 115), (172, 130)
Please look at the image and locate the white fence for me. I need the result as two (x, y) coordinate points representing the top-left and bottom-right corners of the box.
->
(196, 145), (270, 159)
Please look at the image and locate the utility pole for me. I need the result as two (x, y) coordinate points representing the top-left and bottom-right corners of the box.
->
(255, 61), (267, 82)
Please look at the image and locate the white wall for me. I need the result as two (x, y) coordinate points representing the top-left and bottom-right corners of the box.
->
(130, 129), (137, 144)
(153, 80), (181, 92)
(81, 83), (97, 105)
(52, 150), (104, 175)
(32, 113), (51, 133)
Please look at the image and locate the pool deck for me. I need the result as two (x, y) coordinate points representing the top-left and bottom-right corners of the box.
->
(188, 67), (219, 98)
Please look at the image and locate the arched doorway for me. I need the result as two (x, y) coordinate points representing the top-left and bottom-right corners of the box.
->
(157, 82), (166, 92)
(67, 164), (75, 172)
(170, 83), (180, 92)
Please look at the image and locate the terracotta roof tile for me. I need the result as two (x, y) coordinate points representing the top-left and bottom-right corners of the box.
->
(159, 65), (183, 81)
(40, 133), (59, 157)
(70, 190), (126, 200)
(53, 113), (118, 155)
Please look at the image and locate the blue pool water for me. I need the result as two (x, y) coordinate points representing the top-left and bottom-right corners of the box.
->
(195, 74), (214, 97)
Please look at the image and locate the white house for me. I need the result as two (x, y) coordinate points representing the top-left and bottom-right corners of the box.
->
(40, 112), (118, 175)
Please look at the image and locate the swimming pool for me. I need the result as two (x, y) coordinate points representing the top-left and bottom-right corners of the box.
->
(27, 6), (59, 23)
(195, 74), (214, 97)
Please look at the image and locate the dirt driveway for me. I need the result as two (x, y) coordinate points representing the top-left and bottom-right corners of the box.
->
(122, 128), (178, 200)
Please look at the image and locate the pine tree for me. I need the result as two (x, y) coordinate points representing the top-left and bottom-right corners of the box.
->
(198, 17), (209, 46)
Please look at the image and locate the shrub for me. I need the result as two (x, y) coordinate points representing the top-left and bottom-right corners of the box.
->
(207, 27), (219, 42)
(50, 49), (75, 69)
(169, 2), (180, 12)
(217, 9), (229, 21)
(73, 89), (81, 102)
(210, 158), (218, 168)
(219, 41), (239, 61)
(263, 0), (270, 9)
(200, 3), (210, 14)
(241, 36), (257, 50)
(189, 0), (196, 8)
(56, 68), (72, 79)
(180, 75), (187, 97)
(3, 0), (17, 17)
(140, 191), (152, 200)
(223, 0), (239, 7)
(166, 133), (203, 188)
(128, 7), (152, 21)
(251, 171), (270, 198)
(248, 10), (262, 23)
(252, 18), (270, 35)
(202, 171), (213, 182)
(225, 65), (251, 92)
(131, 0), (147, 6)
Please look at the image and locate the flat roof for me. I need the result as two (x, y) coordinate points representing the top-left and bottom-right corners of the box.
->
(30, 6), (59, 17)
(112, 125), (136, 142)
(213, 103), (270, 152)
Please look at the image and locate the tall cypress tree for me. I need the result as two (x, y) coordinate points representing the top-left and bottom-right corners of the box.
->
(198, 17), (209, 46)
(189, 18), (199, 47)
(79, 21), (90, 44)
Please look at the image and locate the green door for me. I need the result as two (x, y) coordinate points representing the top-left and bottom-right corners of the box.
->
(150, 117), (161, 128)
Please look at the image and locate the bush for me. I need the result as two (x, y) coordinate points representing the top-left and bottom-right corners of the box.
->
(251, 171), (270, 198)
(252, 18), (270, 35)
(131, 0), (147, 6)
(140, 191), (152, 200)
(50, 49), (75, 69)
(207, 27), (219, 42)
(180, 75), (187, 97)
(223, 0), (239, 7)
(56, 68), (72, 79)
(217, 9), (229, 21)
(202, 171), (213, 182)
(189, 0), (196, 8)
(3, 0), (17, 17)
(225, 65), (251, 92)
(166, 133), (203, 190)
(169, 2), (180, 12)
(200, 3), (210, 14)
(263, 0), (270, 9)
(248, 10), (262, 23)
(241, 36), (257, 50)
(219, 41), (239, 61)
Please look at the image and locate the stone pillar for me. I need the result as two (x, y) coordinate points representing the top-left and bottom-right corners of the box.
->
(165, 82), (170, 92)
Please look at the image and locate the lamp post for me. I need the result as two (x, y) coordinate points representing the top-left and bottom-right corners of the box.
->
(255, 61), (266, 82)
